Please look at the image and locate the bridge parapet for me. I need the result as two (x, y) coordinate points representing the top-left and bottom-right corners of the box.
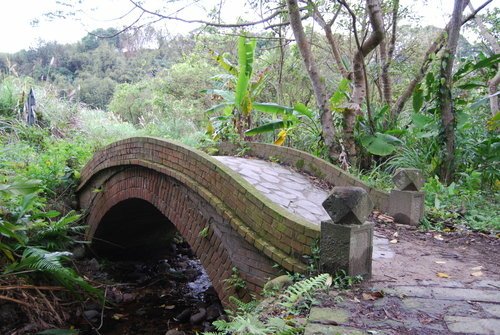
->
(217, 142), (391, 211)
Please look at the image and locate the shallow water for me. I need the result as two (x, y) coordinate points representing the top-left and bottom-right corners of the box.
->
(76, 241), (224, 335)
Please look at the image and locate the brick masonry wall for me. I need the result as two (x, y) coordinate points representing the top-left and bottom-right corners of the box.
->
(217, 142), (390, 212)
(78, 137), (320, 302)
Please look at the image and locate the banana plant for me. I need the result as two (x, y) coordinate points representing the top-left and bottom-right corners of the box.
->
(205, 36), (319, 145)
(205, 36), (262, 139)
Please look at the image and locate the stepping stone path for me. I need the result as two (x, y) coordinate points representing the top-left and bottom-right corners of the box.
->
(215, 156), (500, 335)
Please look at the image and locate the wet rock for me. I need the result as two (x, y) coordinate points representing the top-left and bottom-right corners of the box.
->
(264, 275), (294, 292)
(203, 321), (216, 332)
(122, 293), (135, 302)
(71, 245), (86, 260)
(185, 268), (199, 281)
(174, 308), (191, 322)
(83, 310), (100, 321)
(190, 307), (207, 324)
(165, 330), (185, 335)
(206, 304), (222, 321)
(88, 258), (100, 272)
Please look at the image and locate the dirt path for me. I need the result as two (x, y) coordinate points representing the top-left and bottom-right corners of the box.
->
(306, 223), (500, 335)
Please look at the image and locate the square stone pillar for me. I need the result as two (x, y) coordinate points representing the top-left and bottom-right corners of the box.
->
(320, 187), (374, 279)
(389, 190), (425, 226)
(321, 220), (374, 279)
(388, 169), (425, 226)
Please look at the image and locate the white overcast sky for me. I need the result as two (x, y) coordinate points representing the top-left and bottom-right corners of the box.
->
(0, 0), (492, 53)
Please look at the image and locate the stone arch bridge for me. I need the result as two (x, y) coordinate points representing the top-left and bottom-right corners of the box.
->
(78, 137), (412, 304)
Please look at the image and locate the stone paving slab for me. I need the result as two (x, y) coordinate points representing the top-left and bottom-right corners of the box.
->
(444, 316), (500, 334)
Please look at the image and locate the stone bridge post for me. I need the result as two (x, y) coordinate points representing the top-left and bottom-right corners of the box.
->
(320, 187), (374, 279)
(389, 168), (425, 226)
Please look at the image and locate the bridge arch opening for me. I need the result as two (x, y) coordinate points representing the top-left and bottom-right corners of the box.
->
(92, 198), (178, 260)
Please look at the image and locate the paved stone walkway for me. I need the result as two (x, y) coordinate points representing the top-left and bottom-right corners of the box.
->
(216, 156), (500, 335)
(215, 156), (331, 223)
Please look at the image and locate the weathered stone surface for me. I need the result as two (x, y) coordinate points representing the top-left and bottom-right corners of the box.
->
(393, 168), (425, 191)
(389, 190), (425, 226)
(432, 287), (500, 303)
(320, 221), (374, 278)
(304, 324), (367, 335)
(263, 275), (293, 292)
(308, 307), (349, 323)
(322, 187), (373, 225)
(444, 316), (500, 334)
(480, 303), (500, 318)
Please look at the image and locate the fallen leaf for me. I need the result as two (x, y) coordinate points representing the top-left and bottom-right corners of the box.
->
(435, 261), (446, 264)
(471, 271), (483, 277)
(112, 313), (127, 320)
(390, 239), (398, 244)
(437, 272), (450, 278)
(470, 266), (483, 271)
(362, 291), (384, 301)
(434, 234), (444, 241)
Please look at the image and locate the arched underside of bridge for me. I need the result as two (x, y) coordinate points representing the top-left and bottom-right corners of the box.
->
(80, 166), (279, 304)
(77, 137), (321, 305)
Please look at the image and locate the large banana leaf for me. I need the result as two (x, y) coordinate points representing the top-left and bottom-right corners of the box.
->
(210, 50), (238, 76)
(360, 132), (402, 156)
(245, 120), (295, 136)
(253, 102), (294, 114)
(235, 36), (256, 111)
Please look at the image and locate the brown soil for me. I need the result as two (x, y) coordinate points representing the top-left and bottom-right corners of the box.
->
(372, 222), (500, 286)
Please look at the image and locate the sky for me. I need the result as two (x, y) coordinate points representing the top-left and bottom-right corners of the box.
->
(0, 0), (491, 54)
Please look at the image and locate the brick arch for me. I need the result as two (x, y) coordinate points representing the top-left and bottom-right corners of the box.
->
(81, 165), (279, 304)
(77, 137), (322, 303)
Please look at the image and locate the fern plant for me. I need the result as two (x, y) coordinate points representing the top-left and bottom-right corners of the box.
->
(280, 273), (331, 308)
(5, 246), (101, 299)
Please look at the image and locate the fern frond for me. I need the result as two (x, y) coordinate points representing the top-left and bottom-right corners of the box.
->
(228, 295), (259, 315)
(280, 273), (331, 307)
(5, 247), (101, 299)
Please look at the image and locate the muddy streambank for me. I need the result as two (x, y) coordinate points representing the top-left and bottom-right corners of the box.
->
(75, 239), (225, 334)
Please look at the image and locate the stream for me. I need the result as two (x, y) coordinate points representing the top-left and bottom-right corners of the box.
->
(75, 240), (225, 335)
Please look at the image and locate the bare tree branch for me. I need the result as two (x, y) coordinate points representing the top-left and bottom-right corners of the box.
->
(129, 0), (286, 29)
(309, 1), (350, 78)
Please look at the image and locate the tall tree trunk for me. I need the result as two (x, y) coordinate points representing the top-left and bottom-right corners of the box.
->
(439, 0), (466, 183)
(380, 0), (399, 109)
(287, 0), (338, 159)
(343, 0), (385, 166)
(468, 2), (500, 116)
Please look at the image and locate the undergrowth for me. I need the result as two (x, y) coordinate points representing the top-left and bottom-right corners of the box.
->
(204, 274), (332, 335)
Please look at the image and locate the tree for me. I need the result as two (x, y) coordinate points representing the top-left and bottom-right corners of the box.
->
(438, 0), (467, 183)
(287, 0), (338, 159)
(468, 4), (499, 116)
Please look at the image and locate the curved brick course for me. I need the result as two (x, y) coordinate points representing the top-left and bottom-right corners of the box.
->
(77, 137), (320, 303)
(217, 142), (390, 211)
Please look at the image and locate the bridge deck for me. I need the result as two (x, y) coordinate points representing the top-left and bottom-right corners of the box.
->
(214, 156), (331, 224)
